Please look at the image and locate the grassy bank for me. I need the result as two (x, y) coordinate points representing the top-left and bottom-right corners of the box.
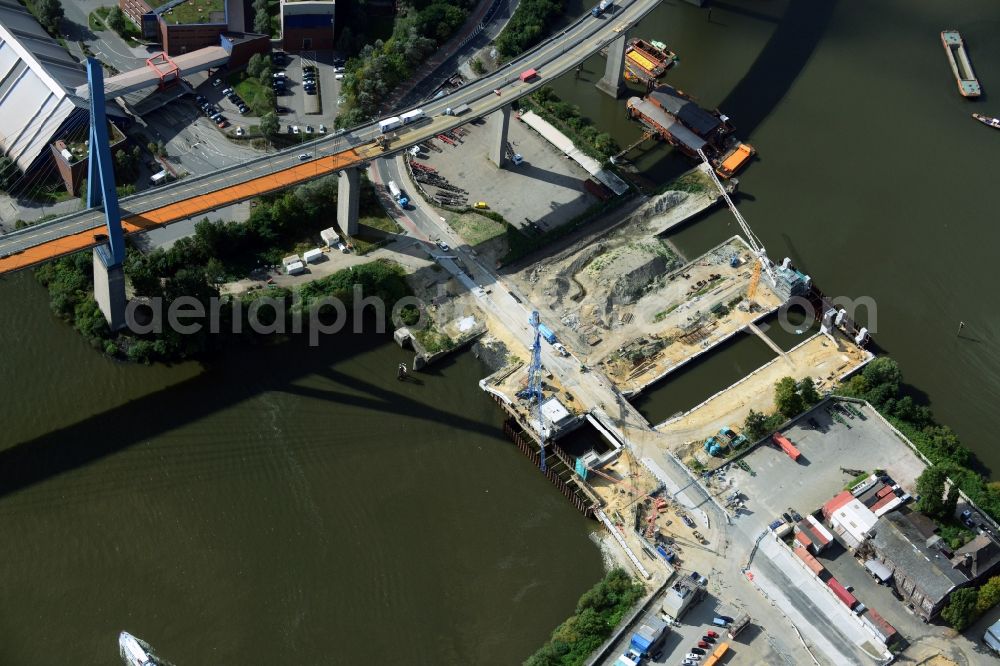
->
(520, 88), (619, 164)
(336, 0), (476, 128)
(836, 357), (1000, 520)
(525, 567), (645, 666)
(34, 174), (405, 363)
(494, 0), (565, 60)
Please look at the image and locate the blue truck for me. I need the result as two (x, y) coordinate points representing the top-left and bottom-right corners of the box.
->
(537, 323), (557, 344)
(591, 0), (611, 16)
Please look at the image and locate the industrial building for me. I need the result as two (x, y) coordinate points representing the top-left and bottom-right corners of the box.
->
(119, 0), (255, 55)
(660, 576), (703, 620)
(857, 509), (987, 621)
(0, 2), (129, 174)
(280, 0), (336, 52)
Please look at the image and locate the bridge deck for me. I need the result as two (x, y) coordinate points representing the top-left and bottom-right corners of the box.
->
(0, 148), (361, 272)
(74, 47), (230, 99)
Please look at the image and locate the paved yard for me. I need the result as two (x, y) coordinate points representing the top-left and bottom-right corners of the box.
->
(415, 112), (597, 232)
(726, 398), (926, 530)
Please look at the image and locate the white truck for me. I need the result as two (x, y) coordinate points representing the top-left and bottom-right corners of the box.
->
(388, 180), (409, 207)
(399, 109), (424, 124)
(149, 170), (169, 186)
(378, 117), (403, 133)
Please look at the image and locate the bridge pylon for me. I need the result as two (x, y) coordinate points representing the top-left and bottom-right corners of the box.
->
(597, 32), (628, 98)
(85, 58), (127, 331)
(490, 104), (512, 168)
(338, 167), (360, 235)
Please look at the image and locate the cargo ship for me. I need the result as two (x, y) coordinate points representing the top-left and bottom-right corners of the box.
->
(625, 38), (678, 79)
(625, 85), (754, 178)
(941, 30), (981, 97)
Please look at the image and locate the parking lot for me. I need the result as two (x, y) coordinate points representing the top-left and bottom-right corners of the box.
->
(271, 50), (343, 135)
(725, 399), (926, 536)
(600, 585), (779, 665)
(414, 111), (598, 232)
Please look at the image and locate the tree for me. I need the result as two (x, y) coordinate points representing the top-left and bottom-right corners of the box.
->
(941, 587), (979, 630)
(259, 112), (279, 138)
(744, 409), (769, 442)
(107, 6), (127, 35)
(253, 8), (271, 35)
(798, 376), (820, 406)
(246, 53), (267, 78)
(774, 376), (805, 419)
(0, 156), (19, 192)
(470, 57), (485, 75)
(976, 576), (1000, 615)
(34, 0), (64, 33)
(915, 464), (951, 518)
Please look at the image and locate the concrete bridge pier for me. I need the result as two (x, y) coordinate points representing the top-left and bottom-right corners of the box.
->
(93, 245), (126, 331)
(338, 167), (360, 235)
(597, 32), (628, 98)
(490, 104), (512, 168)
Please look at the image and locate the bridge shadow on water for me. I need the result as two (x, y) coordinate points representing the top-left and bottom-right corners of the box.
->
(717, 0), (838, 138)
(0, 325), (503, 501)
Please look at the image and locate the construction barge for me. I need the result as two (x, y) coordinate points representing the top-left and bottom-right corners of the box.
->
(941, 30), (981, 97)
(626, 84), (755, 178)
(624, 38), (678, 86)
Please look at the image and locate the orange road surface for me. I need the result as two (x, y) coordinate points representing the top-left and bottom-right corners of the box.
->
(0, 148), (363, 274)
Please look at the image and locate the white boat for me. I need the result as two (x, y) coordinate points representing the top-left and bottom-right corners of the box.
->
(119, 631), (156, 666)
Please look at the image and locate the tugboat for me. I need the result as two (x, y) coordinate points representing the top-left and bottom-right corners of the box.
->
(119, 631), (157, 666)
(973, 113), (1000, 130)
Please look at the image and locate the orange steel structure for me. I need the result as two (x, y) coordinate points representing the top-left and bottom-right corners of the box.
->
(0, 148), (362, 273)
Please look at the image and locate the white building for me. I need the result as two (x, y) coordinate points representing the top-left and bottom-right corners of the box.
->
(0, 3), (127, 173)
(829, 498), (878, 550)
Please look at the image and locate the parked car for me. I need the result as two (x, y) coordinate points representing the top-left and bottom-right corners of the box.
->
(305, 125), (313, 134)
(697, 641), (708, 649)
(436, 240), (450, 252)
(195, 94), (206, 104)
(235, 126), (245, 137)
(318, 124), (327, 133)
(212, 78), (222, 87)
(691, 647), (705, 655)
(701, 635), (715, 643)
(275, 106), (291, 115)
(216, 119), (229, 128)
(305, 88), (317, 95)
(221, 87), (233, 95)
(238, 105), (250, 115)
(705, 630), (719, 638)
(286, 125), (294, 134)
(291, 125), (300, 134)
(685, 655), (701, 662)
(334, 73), (344, 80)
(303, 65), (317, 73)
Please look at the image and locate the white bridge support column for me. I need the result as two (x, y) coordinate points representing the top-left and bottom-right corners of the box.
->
(93, 246), (126, 331)
(490, 103), (512, 168)
(597, 32), (627, 98)
(338, 167), (360, 235)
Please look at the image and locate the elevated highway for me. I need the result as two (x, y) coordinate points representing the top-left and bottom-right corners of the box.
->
(0, 0), (662, 274)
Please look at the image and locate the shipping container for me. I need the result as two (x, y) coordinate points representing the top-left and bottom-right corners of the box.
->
(827, 577), (858, 609)
(286, 260), (306, 276)
(807, 515), (834, 545)
(772, 432), (802, 461)
(793, 545), (825, 576)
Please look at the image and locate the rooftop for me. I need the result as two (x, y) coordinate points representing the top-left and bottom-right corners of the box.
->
(870, 509), (970, 603)
(156, 0), (227, 25)
(647, 85), (722, 137)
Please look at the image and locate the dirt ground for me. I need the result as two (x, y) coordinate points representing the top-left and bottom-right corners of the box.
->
(514, 230), (783, 394)
(660, 329), (872, 463)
